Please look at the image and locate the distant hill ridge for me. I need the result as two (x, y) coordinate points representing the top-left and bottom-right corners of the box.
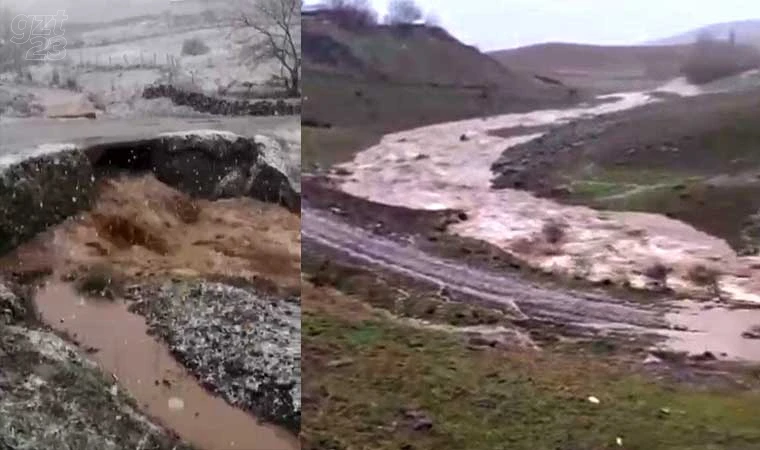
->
(303, 9), (569, 98)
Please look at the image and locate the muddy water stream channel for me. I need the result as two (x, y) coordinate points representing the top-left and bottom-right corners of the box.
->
(34, 280), (299, 450)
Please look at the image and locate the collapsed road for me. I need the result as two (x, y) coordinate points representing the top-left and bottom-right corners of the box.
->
(0, 125), (301, 450)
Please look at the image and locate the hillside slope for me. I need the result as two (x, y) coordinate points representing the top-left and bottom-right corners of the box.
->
(490, 42), (693, 93)
(304, 16), (558, 92)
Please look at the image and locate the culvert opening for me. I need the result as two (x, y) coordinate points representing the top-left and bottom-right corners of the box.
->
(86, 140), (155, 175)
(84, 134), (300, 214)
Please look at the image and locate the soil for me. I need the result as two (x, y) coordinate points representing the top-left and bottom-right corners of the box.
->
(9, 174), (301, 293)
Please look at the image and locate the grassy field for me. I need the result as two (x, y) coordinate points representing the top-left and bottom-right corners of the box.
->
(302, 282), (760, 450)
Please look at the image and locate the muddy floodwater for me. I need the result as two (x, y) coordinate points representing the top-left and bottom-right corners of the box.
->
(665, 300), (760, 361)
(34, 281), (299, 450)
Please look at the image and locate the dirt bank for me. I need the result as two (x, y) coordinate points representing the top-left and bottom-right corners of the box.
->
(41, 175), (301, 292)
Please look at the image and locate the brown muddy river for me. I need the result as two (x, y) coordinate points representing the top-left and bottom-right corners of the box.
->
(665, 300), (760, 361)
(34, 281), (299, 450)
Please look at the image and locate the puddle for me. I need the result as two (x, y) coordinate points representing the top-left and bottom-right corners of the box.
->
(34, 280), (298, 450)
(664, 300), (760, 361)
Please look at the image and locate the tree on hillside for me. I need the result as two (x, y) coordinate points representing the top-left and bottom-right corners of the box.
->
(326, 0), (378, 28)
(387, 0), (423, 25)
(238, 0), (301, 96)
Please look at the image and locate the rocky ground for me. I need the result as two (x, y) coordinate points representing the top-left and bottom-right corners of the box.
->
(128, 281), (301, 433)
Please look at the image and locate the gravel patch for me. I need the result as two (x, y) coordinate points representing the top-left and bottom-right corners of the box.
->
(127, 280), (301, 433)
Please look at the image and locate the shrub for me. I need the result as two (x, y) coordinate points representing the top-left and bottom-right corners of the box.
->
(65, 76), (80, 91)
(644, 262), (670, 283)
(181, 37), (210, 56)
(686, 264), (719, 286)
(325, 0), (378, 28)
(541, 219), (567, 245)
(75, 264), (124, 299)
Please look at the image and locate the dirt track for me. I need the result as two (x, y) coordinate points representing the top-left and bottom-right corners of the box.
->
(303, 205), (669, 332)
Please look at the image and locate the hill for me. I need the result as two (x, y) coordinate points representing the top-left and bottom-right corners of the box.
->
(650, 19), (760, 46)
(302, 10), (577, 169)
(490, 42), (694, 94)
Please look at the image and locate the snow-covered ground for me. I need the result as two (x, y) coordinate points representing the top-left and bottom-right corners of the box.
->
(332, 78), (760, 305)
(1, 10), (287, 120)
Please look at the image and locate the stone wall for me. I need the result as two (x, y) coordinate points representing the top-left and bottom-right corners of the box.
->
(143, 84), (302, 116)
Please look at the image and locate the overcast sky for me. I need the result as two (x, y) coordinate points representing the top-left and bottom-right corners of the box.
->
(305, 0), (760, 50)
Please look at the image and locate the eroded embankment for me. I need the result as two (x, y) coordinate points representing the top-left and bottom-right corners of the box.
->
(0, 131), (301, 449)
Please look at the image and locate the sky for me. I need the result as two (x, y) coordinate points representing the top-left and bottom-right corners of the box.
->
(304, 0), (760, 50)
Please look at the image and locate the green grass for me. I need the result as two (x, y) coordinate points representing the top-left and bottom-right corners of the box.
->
(303, 304), (760, 450)
(578, 166), (698, 185)
(570, 180), (635, 199)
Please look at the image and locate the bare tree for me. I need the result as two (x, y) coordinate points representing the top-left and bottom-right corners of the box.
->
(238, 0), (301, 96)
(387, 0), (423, 25)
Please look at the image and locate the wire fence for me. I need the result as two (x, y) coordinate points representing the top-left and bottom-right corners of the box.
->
(70, 51), (181, 72)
